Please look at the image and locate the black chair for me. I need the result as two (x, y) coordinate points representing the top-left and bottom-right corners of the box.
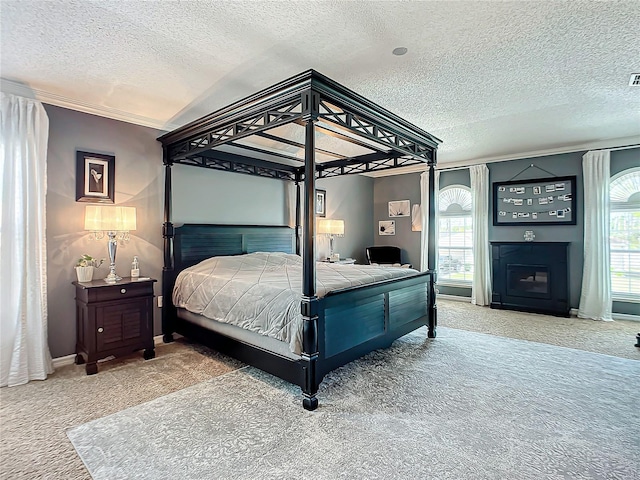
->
(365, 246), (412, 268)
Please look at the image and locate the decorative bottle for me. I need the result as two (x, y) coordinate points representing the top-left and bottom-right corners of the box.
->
(131, 256), (140, 278)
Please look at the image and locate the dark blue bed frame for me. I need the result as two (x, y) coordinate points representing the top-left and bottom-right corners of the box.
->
(163, 224), (435, 409)
(158, 70), (440, 410)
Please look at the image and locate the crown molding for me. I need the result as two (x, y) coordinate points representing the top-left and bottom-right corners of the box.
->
(2, 77), (638, 171)
(0, 78), (178, 132)
(365, 135), (640, 177)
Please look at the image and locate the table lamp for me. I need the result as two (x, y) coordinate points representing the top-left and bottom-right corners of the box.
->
(317, 219), (344, 261)
(84, 205), (137, 282)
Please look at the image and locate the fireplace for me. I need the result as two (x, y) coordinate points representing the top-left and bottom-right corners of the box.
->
(490, 242), (569, 316)
(507, 265), (550, 297)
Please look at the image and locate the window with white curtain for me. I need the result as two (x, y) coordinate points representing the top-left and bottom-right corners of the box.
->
(609, 167), (640, 300)
(438, 185), (473, 284)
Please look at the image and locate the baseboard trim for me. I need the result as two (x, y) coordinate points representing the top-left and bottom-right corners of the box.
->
(612, 312), (640, 322)
(437, 293), (472, 303)
(52, 334), (174, 368)
(52, 354), (76, 368)
(569, 308), (638, 322)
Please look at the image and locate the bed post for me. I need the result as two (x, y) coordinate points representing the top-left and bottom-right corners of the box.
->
(301, 92), (320, 411)
(162, 150), (176, 343)
(295, 178), (301, 256)
(427, 157), (438, 338)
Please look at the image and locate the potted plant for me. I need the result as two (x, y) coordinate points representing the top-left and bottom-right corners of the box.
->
(75, 254), (104, 282)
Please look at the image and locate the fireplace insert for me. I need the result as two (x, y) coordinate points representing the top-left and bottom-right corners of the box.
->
(490, 242), (569, 316)
(507, 264), (550, 298)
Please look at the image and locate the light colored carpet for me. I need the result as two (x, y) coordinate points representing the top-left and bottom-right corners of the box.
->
(1, 300), (638, 479)
(439, 299), (640, 360)
(67, 327), (640, 480)
(0, 341), (243, 480)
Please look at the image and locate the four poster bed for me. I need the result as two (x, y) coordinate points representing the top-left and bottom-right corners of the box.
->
(158, 70), (442, 410)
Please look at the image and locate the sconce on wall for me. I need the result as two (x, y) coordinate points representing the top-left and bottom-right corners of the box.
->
(85, 205), (136, 282)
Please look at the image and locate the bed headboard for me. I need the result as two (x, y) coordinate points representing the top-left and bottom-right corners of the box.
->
(173, 224), (296, 272)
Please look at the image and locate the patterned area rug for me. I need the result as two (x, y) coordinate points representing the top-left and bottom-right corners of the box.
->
(67, 327), (639, 480)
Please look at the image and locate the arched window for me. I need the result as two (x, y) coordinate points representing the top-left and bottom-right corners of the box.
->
(438, 186), (473, 284)
(610, 167), (640, 299)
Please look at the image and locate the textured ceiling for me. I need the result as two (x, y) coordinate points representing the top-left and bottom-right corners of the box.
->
(1, 0), (639, 168)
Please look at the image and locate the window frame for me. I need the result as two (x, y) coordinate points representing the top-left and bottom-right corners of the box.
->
(437, 185), (473, 286)
(609, 167), (640, 302)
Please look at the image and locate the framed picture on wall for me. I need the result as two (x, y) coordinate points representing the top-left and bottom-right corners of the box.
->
(76, 151), (115, 203)
(316, 189), (326, 217)
(388, 200), (410, 217)
(379, 220), (396, 235)
(493, 175), (576, 226)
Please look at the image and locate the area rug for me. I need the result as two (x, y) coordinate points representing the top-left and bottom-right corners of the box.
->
(67, 327), (639, 479)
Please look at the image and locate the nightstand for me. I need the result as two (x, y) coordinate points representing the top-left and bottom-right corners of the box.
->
(73, 277), (157, 375)
(322, 258), (356, 265)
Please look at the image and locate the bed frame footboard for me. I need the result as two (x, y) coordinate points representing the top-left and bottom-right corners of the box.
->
(317, 272), (433, 379)
(165, 271), (434, 409)
(162, 224), (436, 410)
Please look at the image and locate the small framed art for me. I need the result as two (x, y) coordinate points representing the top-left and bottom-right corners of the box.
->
(316, 189), (326, 217)
(76, 151), (115, 203)
(379, 220), (396, 235)
(388, 200), (410, 217)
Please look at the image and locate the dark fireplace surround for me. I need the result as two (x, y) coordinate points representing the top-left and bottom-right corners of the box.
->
(490, 242), (570, 317)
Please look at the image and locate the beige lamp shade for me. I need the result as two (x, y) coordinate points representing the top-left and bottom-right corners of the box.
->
(84, 205), (137, 231)
(317, 219), (344, 236)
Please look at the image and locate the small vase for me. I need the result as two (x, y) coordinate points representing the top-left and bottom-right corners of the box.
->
(75, 266), (94, 282)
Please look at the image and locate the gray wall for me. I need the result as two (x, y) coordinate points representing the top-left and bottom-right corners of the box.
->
(173, 167), (289, 225)
(373, 170), (472, 297)
(488, 152), (584, 307)
(46, 105), (164, 358)
(172, 167), (375, 264)
(373, 148), (640, 312)
(45, 105), (375, 358)
(317, 175), (374, 265)
(373, 173), (421, 267)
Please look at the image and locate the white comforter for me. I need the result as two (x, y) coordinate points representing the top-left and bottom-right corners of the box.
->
(173, 252), (418, 353)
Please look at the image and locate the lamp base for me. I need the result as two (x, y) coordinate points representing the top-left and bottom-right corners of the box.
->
(104, 272), (121, 283)
(105, 232), (120, 283)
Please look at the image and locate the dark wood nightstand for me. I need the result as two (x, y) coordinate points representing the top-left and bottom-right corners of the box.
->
(73, 277), (157, 375)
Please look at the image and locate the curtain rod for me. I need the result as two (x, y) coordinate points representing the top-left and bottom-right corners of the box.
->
(436, 143), (640, 172)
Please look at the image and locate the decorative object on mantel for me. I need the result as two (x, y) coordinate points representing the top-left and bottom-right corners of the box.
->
(379, 220), (395, 235)
(493, 175), (577, 226)
(317, 219), (344, 261)
(76, 151), (115, 203)
(84, 205), (137, 283)
(74, 254), (104, 282)
(388, 200), (410, 217)
(411, 204), (422, 231)
(524, 230), (535, 242)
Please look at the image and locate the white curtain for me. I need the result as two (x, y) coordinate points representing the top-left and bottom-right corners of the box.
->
(578, 150), (612, 321)
(0, 93), (53, 387)
(470, 164), (492, 305)
(420, 169), (439, 271)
